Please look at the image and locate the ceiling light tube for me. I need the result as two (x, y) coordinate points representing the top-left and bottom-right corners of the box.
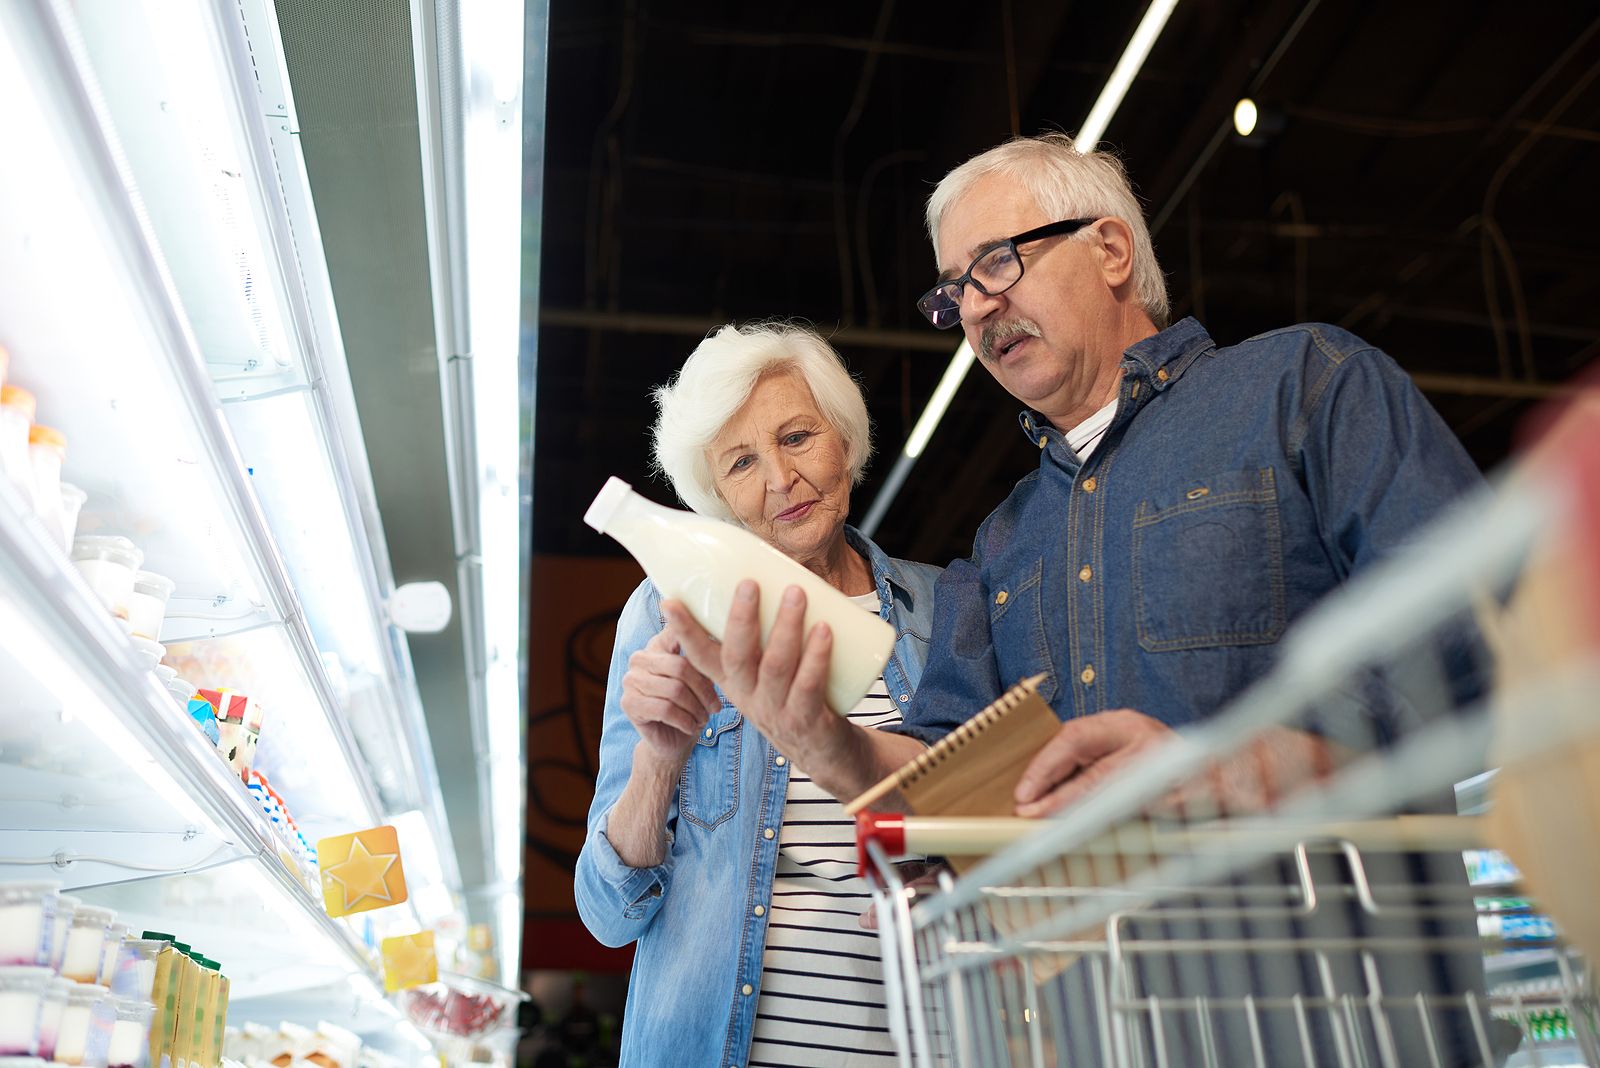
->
(1074, 0), (1182, 151)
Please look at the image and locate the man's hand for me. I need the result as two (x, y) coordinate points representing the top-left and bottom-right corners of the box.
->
(620, 628), (721, 764)
(663, 580), (847, 771)
(1013, 708), (1173, 817)
(1014, 709), (1342, 819)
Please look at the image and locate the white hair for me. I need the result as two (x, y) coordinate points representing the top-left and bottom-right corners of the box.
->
(926, 133), (1170, 328)
(651, 322), (874, 522)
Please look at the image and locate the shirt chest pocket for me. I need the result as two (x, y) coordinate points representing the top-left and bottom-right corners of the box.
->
(988, 558), (1059, 706)
(678, 705), (741, 830)
(1131, 467), (1286, 652)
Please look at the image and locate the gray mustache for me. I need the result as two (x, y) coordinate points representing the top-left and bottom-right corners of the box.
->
(980, 319), (1042, 361)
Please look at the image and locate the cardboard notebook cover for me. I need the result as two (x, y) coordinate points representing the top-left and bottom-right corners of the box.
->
(848, 674), (1059, 836)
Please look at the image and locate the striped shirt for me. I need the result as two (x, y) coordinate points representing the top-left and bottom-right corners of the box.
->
(746, 592), (903, 1067)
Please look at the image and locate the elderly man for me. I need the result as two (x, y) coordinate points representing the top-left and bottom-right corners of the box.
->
(668, 134), (1509, 1065)
(897, 133), (1490, 805)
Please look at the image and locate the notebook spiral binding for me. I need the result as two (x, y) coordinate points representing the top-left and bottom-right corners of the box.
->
(900, 675), (1045, 787)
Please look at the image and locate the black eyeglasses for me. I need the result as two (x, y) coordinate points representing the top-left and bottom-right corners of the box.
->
(916, 218), (1097, 329)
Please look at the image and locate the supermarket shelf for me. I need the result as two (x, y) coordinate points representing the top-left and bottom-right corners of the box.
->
(1505, 1042), (1590, 1068)
(0, 482), (378, 995)
(59, 0), (458, 891)
(1486, 947), (1568, 976)
(0, 1), (387, 828)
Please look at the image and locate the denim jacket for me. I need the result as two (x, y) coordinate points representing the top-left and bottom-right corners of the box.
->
(897, 318), (1484, 744)
(574, 526), (941, 1068)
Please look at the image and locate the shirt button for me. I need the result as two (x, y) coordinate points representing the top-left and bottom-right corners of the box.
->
(703, 727), (713, 739)
(1157, 368), (1169, 382)
(1078, 566), (1092, 582)
(753, 905), (765, 917)
(995, 590), (1008, 605)
(764, 827), (775, 840)
(1080, 665), (1096, 685)
(774, 755), (786, 767)
(742, 984), (754, 996)
(898, 694), (909, 703)
(1038, 437), (1047, 449)
(1082, 477), (1097, 493)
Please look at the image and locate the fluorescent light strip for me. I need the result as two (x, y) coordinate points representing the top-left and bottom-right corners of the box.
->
(861, 1), (1181, 537)
(904, 340), (976, 459)
(1074, 0), (1182, 151)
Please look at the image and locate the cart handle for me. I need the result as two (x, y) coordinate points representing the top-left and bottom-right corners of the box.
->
(855, 813), (1485, 880)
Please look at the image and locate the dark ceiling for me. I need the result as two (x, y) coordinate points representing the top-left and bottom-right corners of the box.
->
(533, 0), (1600, 570)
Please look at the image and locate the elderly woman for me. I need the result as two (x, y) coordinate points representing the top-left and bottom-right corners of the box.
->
(575, 322), (939, 1067)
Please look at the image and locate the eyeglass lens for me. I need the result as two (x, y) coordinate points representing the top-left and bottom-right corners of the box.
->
(921, 242), (1024, 328)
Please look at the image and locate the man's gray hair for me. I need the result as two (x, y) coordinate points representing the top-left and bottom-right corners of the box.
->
(652, 321), (874, 523)
(926, 133), (1170, 328)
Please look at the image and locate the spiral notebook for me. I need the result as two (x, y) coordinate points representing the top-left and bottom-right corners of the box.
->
(846, 673), (1059, 820)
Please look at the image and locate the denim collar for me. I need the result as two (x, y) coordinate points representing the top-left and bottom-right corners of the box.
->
(1016, 317), (1217, 446)
(1120, 316), (1214, 390)
(843, 524), (918, 610)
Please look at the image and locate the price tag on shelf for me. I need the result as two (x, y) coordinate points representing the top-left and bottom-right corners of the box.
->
(381, 930), (438, 993)
(317, 824), (408, 917)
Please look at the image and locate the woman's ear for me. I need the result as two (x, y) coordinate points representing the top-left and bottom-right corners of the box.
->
(1093, 217), (1137, 290)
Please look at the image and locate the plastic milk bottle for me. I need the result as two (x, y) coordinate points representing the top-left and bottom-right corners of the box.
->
(584, 477), (895, 715)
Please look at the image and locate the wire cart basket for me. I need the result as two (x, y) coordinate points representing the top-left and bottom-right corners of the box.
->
(856, 397), (1600, 1068)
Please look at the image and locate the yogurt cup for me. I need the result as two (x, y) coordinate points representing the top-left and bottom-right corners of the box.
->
(53, 984), (105, 1066)
(94, 928), (124, 989)
(103, 1000), (149, 1068)
(162, 676), (195, 711)
(124, 574), (173, 644)
(26, 427), (66, 553)
(0, 968), (49, 1056)
(0, 387), (36, 510)
(103, 942), (161, 1006)
(0, 885), (58, 967)
(59, 908), (112, 985)
(124, 640), (163, 676)
(44, 898), (76, 975)
(57, 484), (86, 556)
(69, 540), (142, 621)
(34, 979), (69, 1060)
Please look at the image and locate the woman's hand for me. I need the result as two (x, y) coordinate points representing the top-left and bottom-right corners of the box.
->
(621, 628), (722, 765)
(663, 581), (924, 800)
(664, 581), (844, 769)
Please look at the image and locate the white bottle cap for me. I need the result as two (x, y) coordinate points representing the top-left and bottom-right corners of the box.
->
(584, 476), (634, 534)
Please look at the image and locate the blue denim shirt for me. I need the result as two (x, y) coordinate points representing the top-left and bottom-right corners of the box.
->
(897, 318), (1484, 744)
(574, 527), (941, 1068)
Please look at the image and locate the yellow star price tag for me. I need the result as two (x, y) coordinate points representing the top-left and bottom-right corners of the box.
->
(318, 825), (408, 917)
(381, 931), (438, 993)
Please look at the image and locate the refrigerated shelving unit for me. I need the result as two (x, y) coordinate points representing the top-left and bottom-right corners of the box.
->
(0, 0), (522, 1051)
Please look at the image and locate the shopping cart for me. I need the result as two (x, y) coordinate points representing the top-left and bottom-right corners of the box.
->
(856, 395), (1600, 1068)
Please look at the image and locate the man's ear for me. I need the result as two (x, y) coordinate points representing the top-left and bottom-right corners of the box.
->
(1093, 217), (1137, 290)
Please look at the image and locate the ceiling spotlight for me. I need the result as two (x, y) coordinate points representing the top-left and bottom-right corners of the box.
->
(1231, 98), (1285, 146)
(1233, 97), (1259, 137)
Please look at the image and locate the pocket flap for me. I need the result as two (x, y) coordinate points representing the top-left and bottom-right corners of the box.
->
(694, 705), (742, 746)
(1135, 467), (1277, 524)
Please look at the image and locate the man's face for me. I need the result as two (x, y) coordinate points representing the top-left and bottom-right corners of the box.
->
(934, 172), (1114, 418)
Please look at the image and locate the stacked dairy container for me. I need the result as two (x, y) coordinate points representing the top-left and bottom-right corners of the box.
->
(0, 882), (225, 1068)
(0, 346), (82, 557)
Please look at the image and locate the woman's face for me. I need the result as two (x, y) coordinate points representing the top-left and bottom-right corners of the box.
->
(708, 369), (853, 565)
